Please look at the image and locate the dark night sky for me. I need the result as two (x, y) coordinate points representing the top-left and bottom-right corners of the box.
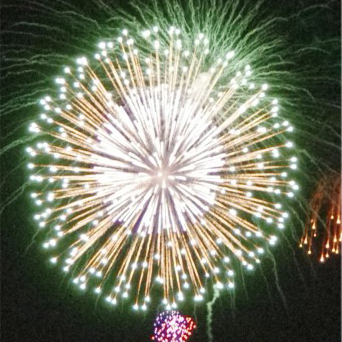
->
(1, 0), (341, 341)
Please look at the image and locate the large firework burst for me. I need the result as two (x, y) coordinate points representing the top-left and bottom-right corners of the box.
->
(27, 26), (297, 310)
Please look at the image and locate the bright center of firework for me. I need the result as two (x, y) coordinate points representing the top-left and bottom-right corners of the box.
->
(95, 88), (224, 233)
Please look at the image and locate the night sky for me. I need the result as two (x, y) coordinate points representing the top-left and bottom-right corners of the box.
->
(1, 0), (341, 341)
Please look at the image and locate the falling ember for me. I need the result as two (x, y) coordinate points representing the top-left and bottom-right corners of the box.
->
(300, 173), (341, 262)
(27, 27), (297, 309)
(152, 311), (196, 342)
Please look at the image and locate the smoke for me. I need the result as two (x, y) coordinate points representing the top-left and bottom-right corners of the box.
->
(206, 286), (220, 342)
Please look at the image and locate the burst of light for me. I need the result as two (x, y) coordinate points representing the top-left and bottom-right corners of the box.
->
(28, 27), (296, 308)
(300, 173), (341, 262)
(151, 311), (196, 342)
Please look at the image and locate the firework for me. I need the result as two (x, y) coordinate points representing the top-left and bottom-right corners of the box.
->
(300, 173), (341, 262)
(152, 311), (196, 342)
(27, 26), (297, 310)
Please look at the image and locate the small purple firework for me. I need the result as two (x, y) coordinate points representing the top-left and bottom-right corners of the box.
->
(152, 311), (196, 342)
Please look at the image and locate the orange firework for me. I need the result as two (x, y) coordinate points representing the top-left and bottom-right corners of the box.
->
(300, 173), (341, 262)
